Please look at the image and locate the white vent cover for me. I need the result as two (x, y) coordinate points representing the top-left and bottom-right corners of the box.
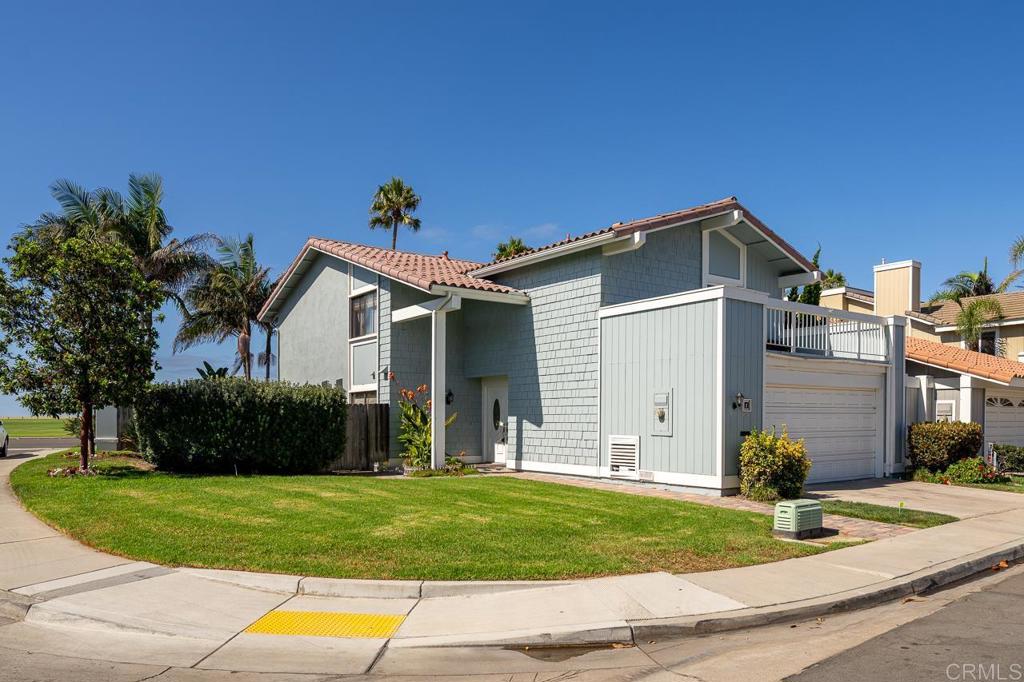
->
(608, 435), (640, 479)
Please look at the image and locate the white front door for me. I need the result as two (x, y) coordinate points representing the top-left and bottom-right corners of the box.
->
(481, 377), (509, 464)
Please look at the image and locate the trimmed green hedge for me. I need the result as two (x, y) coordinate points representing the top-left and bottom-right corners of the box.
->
(739, 427), (811, 502)
(908, 421), (983, 472)
(134, 379), (346, 474)
(993, 444), (1024, 472)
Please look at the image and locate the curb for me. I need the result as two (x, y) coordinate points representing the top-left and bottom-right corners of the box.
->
(389, 540), (1024, 649)
(0, 590), (39, 622)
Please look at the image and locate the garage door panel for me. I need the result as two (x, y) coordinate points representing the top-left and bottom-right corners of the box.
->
(985, 393), (1024, 447)
(765, 373), (884, 484)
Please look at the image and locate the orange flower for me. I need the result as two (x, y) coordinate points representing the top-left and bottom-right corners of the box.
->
(426, 399), (432, 411)
(417, 384), (429, 394)
(388, 372), (396, 381)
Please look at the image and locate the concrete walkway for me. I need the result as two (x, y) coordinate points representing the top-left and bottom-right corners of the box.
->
(3, 449), (1024, 676)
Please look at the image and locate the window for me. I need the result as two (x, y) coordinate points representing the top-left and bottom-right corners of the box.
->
(935, 400), (956, 422)
(979, 330), (997, 356)
(702, 229), (747, 287)
(350, 291), (376, 338)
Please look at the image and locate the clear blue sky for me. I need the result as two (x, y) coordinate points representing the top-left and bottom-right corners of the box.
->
(2, 1), (1022, 415)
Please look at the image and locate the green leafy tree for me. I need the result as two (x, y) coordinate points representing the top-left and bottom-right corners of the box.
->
(493, 237), (530, 261)
(25, 175), (214, 316)
(0, 236), (161, 469)
(369, 177), (422, 251)
(175, 234), (275, 380)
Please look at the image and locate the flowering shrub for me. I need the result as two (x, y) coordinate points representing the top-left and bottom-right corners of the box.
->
(739, 427), (811, 502)
(394, 375), (457, 469)
(993, 444), (1024, 473)
(942, 457), (1009, 485)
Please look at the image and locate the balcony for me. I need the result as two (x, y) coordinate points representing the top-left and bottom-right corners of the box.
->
(765, 299), (889, 363)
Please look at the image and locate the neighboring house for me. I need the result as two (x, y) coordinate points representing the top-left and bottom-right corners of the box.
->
(820, 261), (1024, 449)
(259, 197), (908, 494)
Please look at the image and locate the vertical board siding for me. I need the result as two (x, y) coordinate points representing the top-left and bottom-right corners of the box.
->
(746, 250), (783, 298)
(891, 323), (907, 465)
(723, 299), (765, 476)
(600, 299), (718, 476)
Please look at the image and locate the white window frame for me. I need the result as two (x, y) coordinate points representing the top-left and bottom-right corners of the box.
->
(960, 328), (1000, 356)
(935, 399), (957, 422)
(702, 227), (747, 288)
(348, 267), (379, 395)
(349, 336), (378, 394)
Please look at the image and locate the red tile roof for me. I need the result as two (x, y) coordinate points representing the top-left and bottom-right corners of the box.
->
(906, 336), (1024, 384)
(259, 239), (522, 320)
(480, 196), (815, 273)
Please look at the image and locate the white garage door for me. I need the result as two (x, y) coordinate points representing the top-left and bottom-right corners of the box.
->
(765, 359), (885, 484)
(985, 393), (1024, 447)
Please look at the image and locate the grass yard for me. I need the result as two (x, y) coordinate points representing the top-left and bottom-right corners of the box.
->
(1, 417), (67, 438)
(11, 451), (833, 580)
(961, 475), (1024, 494)
(820, 500), (957, 528)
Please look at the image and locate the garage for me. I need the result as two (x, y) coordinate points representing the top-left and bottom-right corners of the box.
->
(985, 392), (1024, 447)
(765, 356), (886, 484)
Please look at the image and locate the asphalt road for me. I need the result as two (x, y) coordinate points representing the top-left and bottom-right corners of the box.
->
(789, 568), (1024, 682)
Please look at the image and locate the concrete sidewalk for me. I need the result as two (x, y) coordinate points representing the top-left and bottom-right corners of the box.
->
(3, 450), (1024, 676)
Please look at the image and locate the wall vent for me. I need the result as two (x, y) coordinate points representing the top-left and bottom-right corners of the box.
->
(608, 435), (640, 480)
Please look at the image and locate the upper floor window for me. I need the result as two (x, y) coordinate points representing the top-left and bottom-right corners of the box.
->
(702, 229), (747, 287)
(350, 291), (377, 338)
(978, 330), (998, 356)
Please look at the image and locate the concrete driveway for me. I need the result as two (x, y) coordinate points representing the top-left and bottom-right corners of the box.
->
(806, 478), (1024, 519)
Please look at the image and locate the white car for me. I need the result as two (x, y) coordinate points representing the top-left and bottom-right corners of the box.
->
(0, 420), (7, 457)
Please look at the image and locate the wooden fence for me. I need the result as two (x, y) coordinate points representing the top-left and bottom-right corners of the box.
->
(335, 404), (390, 470)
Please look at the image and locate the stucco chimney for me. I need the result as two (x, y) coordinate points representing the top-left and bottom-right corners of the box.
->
(872, 260), (921, 317)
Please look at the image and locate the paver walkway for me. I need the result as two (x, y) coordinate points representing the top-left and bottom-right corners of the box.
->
(504, 471), (914, 540)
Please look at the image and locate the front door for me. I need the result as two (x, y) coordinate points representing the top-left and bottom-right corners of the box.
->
(481, 377), (508, 464)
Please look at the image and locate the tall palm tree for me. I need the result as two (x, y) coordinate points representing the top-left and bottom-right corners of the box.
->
(956, 298), (1004, 353)
(493, 237), (529, 261)
(369, 177), (421, 251)
(174, 234), (275, 380)
(819, 269), (846, 290)
(26, 174), (214, 313)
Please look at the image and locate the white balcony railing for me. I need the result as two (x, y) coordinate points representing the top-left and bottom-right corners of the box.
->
(765, 300), (889, 362)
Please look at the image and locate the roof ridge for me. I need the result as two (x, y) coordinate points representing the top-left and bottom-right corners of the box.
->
(308, 236), (485, 267)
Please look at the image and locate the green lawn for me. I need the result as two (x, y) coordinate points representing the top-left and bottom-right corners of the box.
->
(2, 417), (67, 438)
(820, 500), (957, 529)
(961, 475), (1024, 494)
(11, 452), (833, 580)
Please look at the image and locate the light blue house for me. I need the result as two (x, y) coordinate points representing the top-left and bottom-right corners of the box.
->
(259, 197), (906, 494)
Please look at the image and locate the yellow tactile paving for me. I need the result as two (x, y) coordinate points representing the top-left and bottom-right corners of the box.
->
(245, 610), (406, 639)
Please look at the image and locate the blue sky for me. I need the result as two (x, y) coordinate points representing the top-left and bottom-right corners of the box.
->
(1, 1), (1022, 415)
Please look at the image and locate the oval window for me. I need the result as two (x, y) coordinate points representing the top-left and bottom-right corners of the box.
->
(492, 398), (501, 430)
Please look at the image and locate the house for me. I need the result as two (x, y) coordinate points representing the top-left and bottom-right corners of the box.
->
(259, 197), (909, 495)
(820, 261), (1024, 448)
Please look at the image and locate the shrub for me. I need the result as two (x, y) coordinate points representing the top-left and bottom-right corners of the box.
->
(739, 427), (811, 502)
(943, 457), (1009, 485)
(908, 421), (983, 472)
(394, 377), (457, 469)
(993, 444), (1024, 473)
(134, 379), (346, 474)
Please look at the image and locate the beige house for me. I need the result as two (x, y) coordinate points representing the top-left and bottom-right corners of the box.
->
(820, 260), (1024, 449)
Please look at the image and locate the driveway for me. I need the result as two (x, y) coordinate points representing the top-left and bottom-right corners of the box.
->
(806, 478), (1024, 519)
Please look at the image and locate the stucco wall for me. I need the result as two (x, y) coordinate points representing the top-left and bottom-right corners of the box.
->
(276, 254), (349, 386)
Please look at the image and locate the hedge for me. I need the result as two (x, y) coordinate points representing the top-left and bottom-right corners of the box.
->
(993, 444), (1024, 473)
(134, 379), (346, 474)
(908, 421), (983, 472)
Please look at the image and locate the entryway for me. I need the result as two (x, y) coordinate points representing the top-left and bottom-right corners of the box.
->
(481, 376), (508, 464)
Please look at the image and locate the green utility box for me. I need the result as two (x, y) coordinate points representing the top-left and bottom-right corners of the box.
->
(773, 499), (824, 540)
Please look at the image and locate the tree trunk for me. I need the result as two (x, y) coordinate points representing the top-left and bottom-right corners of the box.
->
(265, 328), (272, 381)
(239, 326), (252, 380)
(79, 402), (92, 470)
(391, 220), (398, 251)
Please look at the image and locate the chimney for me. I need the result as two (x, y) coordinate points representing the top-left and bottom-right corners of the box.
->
(872, 260), (921, 317)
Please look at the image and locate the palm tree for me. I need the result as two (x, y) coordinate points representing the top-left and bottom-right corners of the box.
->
(369, 177), (421, 251)
(934, 257), (1021, 303)
(820, 269), (846, 290)
(26, 174), (214, 314)
(956, 298), (1004, 353)
(175, 234), (275, 380)
(493, 237), (529, 261)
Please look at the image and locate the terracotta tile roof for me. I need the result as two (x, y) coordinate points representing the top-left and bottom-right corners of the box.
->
(916, 292), (1024, 326)
(906, 336), (1024, 384)
(481, 196), (815, 273)
(259, 238), (523, 320)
